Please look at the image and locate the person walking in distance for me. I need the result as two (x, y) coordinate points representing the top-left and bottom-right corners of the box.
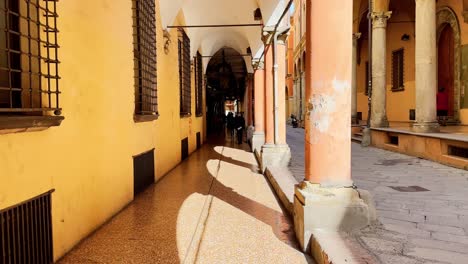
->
(235, 112), (245, 144)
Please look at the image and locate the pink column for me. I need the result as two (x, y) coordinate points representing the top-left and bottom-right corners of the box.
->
(248, 76), (253, 126)
(305, 0), (352, 186)
(254, 67), (265, 132)
(277, 38), (287, 145)
(264, 45), (274, 145)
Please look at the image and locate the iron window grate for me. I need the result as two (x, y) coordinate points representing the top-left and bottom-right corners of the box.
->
(0, 0), (61, 115)
(178, 29), (191, 116)
(195, 51), (202, 116)
(392, 48), (404, 92)
(448, 145), (468, 159)
(0, 189), (54, 263)
(133, 0), (157, 116)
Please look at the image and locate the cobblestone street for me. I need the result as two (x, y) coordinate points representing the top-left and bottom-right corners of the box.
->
(287, 126), (468, 264)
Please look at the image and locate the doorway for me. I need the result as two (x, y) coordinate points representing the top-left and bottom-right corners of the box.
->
(437, 24), (455, 119)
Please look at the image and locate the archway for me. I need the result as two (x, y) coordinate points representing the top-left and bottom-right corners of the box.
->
(437, 7), (461, 122)
(437, 24), (454, 119)
(205, 47), (247, 136)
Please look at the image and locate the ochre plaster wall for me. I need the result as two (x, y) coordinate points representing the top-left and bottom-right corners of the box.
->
(357, 0), (468, 123)
(0, 0), (205, 261)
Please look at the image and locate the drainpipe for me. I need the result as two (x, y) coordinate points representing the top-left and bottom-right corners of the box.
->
(362, 0), (374, 147)
(366, 0), (373, 128)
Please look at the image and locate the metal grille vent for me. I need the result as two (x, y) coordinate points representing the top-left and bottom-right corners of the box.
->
(178, 29), (191, 116)
(133, 149), (155, 196)
(0, 0), (61, 115)
(133, 0), (157, 116)
(448, 145), (468, 159)
(0, 190), (54, 263)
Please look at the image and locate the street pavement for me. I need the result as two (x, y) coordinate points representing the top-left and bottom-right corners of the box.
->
(287, 126), (468, 264)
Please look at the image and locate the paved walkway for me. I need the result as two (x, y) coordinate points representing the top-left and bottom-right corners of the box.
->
(287, 126), (468, 264)
(59, 136), (312, 264)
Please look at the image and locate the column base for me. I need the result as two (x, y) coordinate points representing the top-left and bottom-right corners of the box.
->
(361, 127), (371, 147)
(412, 122), (440, 133)
(370, 118), (389, 128)
(251, 132), (265, 153)
(293, 182), (377, 252)
(351, 115), (358, 125)
(260, 144), (291, 172)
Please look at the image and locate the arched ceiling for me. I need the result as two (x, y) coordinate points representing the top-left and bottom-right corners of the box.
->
(160, 0), (289, 72)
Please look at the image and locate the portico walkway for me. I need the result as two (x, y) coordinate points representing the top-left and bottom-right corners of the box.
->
(58, 137), (311, 263)
(287, 126), (468, 264)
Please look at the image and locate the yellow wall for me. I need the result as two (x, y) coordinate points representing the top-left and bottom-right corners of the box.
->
(0, 0), (205, 261)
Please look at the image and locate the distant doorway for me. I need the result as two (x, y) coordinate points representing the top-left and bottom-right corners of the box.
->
(437, 24), (454, 119)
(436, 7), (461, 123)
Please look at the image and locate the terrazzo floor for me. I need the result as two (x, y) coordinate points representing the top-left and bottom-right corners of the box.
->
(58, 136), (311, 264)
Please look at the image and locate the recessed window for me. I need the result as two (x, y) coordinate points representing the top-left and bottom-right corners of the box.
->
(133, 0), (158, 120)
(178, 29), (191, 116)
(392, 49), (404, 92)
(0, 0), (61, 116)
(195, 51), (203, 117)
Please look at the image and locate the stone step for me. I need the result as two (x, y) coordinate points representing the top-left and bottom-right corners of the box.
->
(352, 136), (363, 143)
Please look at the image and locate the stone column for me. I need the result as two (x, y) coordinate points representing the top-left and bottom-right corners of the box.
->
(252, 60), (265, 152)
(277, 33), (288, 145)
(264, 45), (274, 145)
(413, 0), (439, 132)
(260, 31), (291, 171)
(294, 0), (375, 252)
(370, 11), (391, 128)
(352, 33), (361, 124)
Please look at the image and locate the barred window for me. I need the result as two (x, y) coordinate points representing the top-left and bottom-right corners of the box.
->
(178, 28), (191, 116)
(195, 51), (203, 117)
(392, 48), (404, 91)
(133, 0), (157, 119)
(0, 0), (61, 116)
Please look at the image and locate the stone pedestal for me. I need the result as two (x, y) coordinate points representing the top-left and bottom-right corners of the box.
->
(260, 144), (291, 172)
(251, 132), (265, 153)
(293, 182), (376, 252)
(361, 127), (372, 147)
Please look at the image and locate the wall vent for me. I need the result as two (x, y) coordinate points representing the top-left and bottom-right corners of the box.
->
(448, 145), (468, 159)
(133, 149), (155, 196)
(181, 137), (189, 160)
(1, 190), (54, 263)
(388, 135), (399, 146)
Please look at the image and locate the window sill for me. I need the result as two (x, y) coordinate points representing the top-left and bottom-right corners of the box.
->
(391, 88), (405, 92)
(134, 114), (159, 123)
(180, 113), (192, 118)
(195, 113), (203, 118)
(0, 116), (64, 134)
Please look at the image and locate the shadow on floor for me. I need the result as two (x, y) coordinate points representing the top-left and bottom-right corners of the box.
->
(58, 133), (309, 263)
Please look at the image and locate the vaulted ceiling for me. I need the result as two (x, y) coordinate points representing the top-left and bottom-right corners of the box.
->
(160, 0), (290, 73)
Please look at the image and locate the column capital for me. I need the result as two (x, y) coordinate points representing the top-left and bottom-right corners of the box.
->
(277, 28), (291, 45)
(262, 26), (290, 45)
(352, 32), (362, 40)
(252, 59), (264, 70)
(262, 29), (275, 44)
(371, 11), (392, 29)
